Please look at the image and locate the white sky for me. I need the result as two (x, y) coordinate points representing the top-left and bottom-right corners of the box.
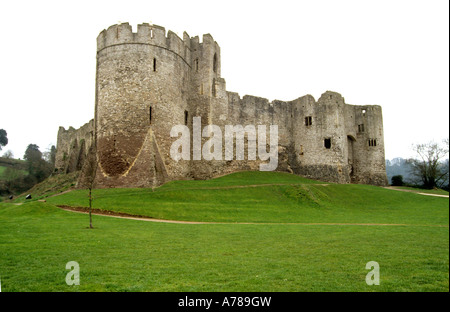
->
(0, 0), (448, 160)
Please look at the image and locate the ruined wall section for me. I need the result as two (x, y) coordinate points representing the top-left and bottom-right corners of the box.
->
(55, 119), (94, 174)
(223, 90), (387, 185)
(289, 91), (349, 183)
(95, 23), (192, 188)
(215, 94), (294, 176)
(218, 94), (274, 175)
(345, 104), (388, 186)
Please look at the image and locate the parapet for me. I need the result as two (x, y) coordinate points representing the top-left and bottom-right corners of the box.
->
(57, 120), (94, 137)
(97, 23), (189, 59)
(96, 23), (219, 64)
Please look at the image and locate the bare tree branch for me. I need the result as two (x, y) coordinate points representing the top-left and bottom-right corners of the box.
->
(409, 139), (449, 189)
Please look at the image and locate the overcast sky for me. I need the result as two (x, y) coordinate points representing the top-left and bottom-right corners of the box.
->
(0, 0), (448, 160)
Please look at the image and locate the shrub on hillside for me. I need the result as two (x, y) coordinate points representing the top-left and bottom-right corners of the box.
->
(391, 175), (404, 186)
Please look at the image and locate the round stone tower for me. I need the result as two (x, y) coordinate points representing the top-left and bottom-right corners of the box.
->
(94, 23), (192, 187)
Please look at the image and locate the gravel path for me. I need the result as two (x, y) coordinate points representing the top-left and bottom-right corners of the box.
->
(383, 186), (449, 198)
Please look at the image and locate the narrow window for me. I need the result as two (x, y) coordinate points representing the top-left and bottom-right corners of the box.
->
(213, 53), (217, 73)
(195, 58), (199, 71)
(153, 58), (157, 71)
(358, 124), (365, 133)
(362, 109), (366, 116)
(184, 110), (188, 125)
(150, 29), (154, 38)
(305, 116), (312, 126)
(368, 139), (377, 147)
(324, 138), (331, 149)
(149, 106), (152, 124)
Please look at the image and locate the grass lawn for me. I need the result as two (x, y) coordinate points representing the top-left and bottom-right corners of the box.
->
(46, 172), (449, 226)
(0, 172), (448, 292)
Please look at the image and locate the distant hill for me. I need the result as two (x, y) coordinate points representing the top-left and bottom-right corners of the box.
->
(385, 157), (415, 184)
(386, 157), (449, 188)
(0, 157), (27, 171)
(0, 157), (29, 197)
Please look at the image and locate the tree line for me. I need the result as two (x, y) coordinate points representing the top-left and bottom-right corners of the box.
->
(388, 139), (449, 190)
(1, 128), (56, 196)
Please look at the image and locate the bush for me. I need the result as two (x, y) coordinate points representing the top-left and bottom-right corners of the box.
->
(391, 175), (404, 186)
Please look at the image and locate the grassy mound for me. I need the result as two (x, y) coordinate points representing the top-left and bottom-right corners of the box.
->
(12, 171), (80, 202)
(0, 171), (448, 291)
(47, 171), (449, 225)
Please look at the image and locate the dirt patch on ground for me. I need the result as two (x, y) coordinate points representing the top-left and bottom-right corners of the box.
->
(56, 205), (448, 227)
(58, 205), (153, 220)
(57, 205), (208, 224)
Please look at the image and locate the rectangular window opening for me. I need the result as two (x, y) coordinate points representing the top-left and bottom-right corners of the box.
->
(368, 138), (377, 147)
(153, 58), (157, 71)
(324, 138), (331, 149)
(184, 110), (188, 125)
(305, 116), (312, 126)
(358, 124), (365, 133)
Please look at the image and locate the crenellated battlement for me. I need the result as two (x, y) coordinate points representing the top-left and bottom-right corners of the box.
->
(55, 21), (388, 188)
(97, 23), (219, 66)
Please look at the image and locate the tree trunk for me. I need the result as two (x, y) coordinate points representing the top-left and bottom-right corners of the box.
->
(89, 188), (93, 229)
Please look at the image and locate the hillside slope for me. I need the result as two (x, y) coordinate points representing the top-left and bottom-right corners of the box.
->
(46, 171), (449, 225)
(9, 171), (79, 201)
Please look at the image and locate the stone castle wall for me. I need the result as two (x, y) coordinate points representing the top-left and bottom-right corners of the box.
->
(55, 22), (388, 188)
(55, 119), (94, 174)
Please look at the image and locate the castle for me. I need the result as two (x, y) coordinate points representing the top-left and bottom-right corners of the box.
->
(55, 22), (388, 187)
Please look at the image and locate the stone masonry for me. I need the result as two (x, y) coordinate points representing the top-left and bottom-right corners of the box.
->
(55, 22), (388, 188)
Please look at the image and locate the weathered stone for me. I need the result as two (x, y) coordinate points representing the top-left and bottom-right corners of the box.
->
(55, 120), (94, 174)
(55, 22), (388, 188)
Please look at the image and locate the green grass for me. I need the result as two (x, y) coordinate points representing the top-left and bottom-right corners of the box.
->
(0, 201), (447, 292)
(11, 171), (79, 202)
(46, 172), (449, 226)
(0, 166), (27, 179)
(0, 157), (28, 179)
(0, 171), (448, 292)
